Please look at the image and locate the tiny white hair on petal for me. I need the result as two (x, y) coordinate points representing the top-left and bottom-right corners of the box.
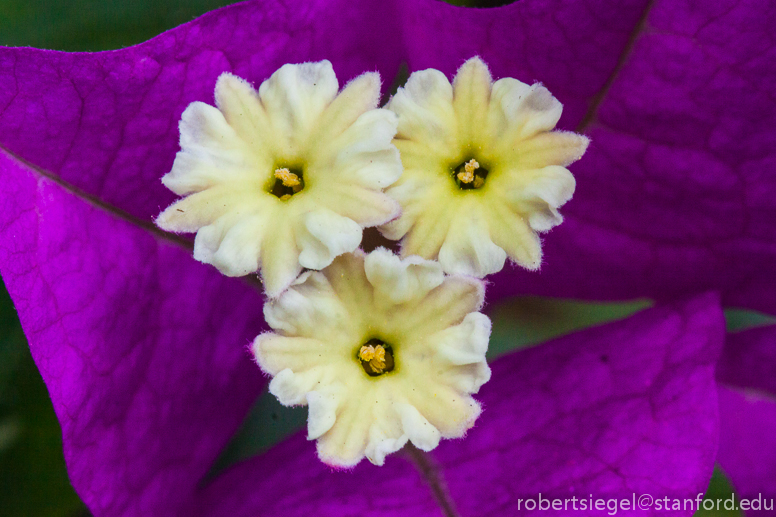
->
(156, 61), (402, 297)
(381, 55), (589, 278)
(252, 250), (491, 467)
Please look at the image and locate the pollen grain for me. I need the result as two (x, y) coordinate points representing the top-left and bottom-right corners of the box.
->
(274, 167), (301, 188)
(456, 159), (479, 184)
(359, 344), (387, 373)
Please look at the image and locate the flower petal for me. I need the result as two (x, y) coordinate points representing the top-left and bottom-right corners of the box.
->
(311, 72), (381, 145)
(296, 208), (363, 271)
(189, 293), (724, 516)
(426, 312), (491, 369)
(0, 149), (267, 516)
(398, 403), (441, 452)
(0, 0), (404, 222)
(717, 325), (776, 398)
(388, 179), (453, 257)
(387, 68), (457, 157)
(389, 275), (484, 340)
(716, 386), (776, 509)
(312, 183), (401, 227)
(191, 434), (442, 516)
(470, 0), (776, 314)
(268, 368), (341, 407)
(487, 81), (563, 145)
(306, 386), (346, 440)
(364, 247), (444, 305)
(252, 334), (331, 375)
(262, 271), (355, 344)
(210, 212), (272, 277)
(258, 219), (303, 298)
(483, 198), (542, 269)
(400, 369), (482, 438)
(432, 293), (724, 514)
(451, 57), (492, 146)
(257, 61), (339, 151)
(155, 185), (258, 233)
(214, 73), (275, 151)
(162, 101), (267, 196)
(437, 202), (508, 277)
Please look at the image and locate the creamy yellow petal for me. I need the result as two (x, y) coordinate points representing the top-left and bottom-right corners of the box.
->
(311, 183), (401, 227)
(259, 222), (303, 298)
(262, 270), (354, 343)
(252, 250), (490, 467)
(437, 202), (507, 277)
(257, 60), (339, 153)
(295, 208), (363, 270)
(253, 335), (333, 375)
(162, 102), (269, 195)
(490, 130), (589, 170)
(158, 63), (401, 291)
(364, 248), (444, 305)
(388, 68), (457, 156)
(310, 72), (381, 150)
(484, 199), (542, 270)
(452, 57), (492, 146)
(214, 73), (275, 156)
(388, 274), (484, 340)
(155, 184), (259, 233)
(384, 58), (588, 277)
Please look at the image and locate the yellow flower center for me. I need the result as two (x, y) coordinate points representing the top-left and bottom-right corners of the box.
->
(453, 158), (488, 190)
(456, 159), (479, 183)
(358, 339), (395, 376)
(271, 167), (304, 200)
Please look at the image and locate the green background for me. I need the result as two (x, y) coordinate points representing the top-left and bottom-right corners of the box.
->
(0, 0), (771, 514)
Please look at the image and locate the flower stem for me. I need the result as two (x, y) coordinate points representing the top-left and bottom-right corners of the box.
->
(402, 444), (460, 517)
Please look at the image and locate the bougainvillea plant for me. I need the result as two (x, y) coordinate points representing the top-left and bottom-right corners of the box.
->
(0, 0), (774, 516)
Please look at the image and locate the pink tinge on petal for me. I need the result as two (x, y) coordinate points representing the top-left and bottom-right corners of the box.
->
(717, 386), (776, 516)
(0, 149), (267, 516)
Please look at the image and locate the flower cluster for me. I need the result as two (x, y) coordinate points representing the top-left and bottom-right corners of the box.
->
(156, 56), (588, 466)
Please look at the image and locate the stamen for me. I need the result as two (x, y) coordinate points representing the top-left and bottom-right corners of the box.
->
(359, 344), (387, 372)
(359, 345), (375, 362)
(270, 166), (305, 199)
(358, 339), (395, 376)
(453, 159), (489, 190)
(274, 168), (301, 188)
(456, 159), (479, 184)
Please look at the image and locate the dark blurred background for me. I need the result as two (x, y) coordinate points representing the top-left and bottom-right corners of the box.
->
(0, 0), (762, 515)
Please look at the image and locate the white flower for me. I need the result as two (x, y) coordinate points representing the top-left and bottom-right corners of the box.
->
(252, 248), (491, 467)
(156, 61), (402, 297)
(381, 57), (589, 277)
